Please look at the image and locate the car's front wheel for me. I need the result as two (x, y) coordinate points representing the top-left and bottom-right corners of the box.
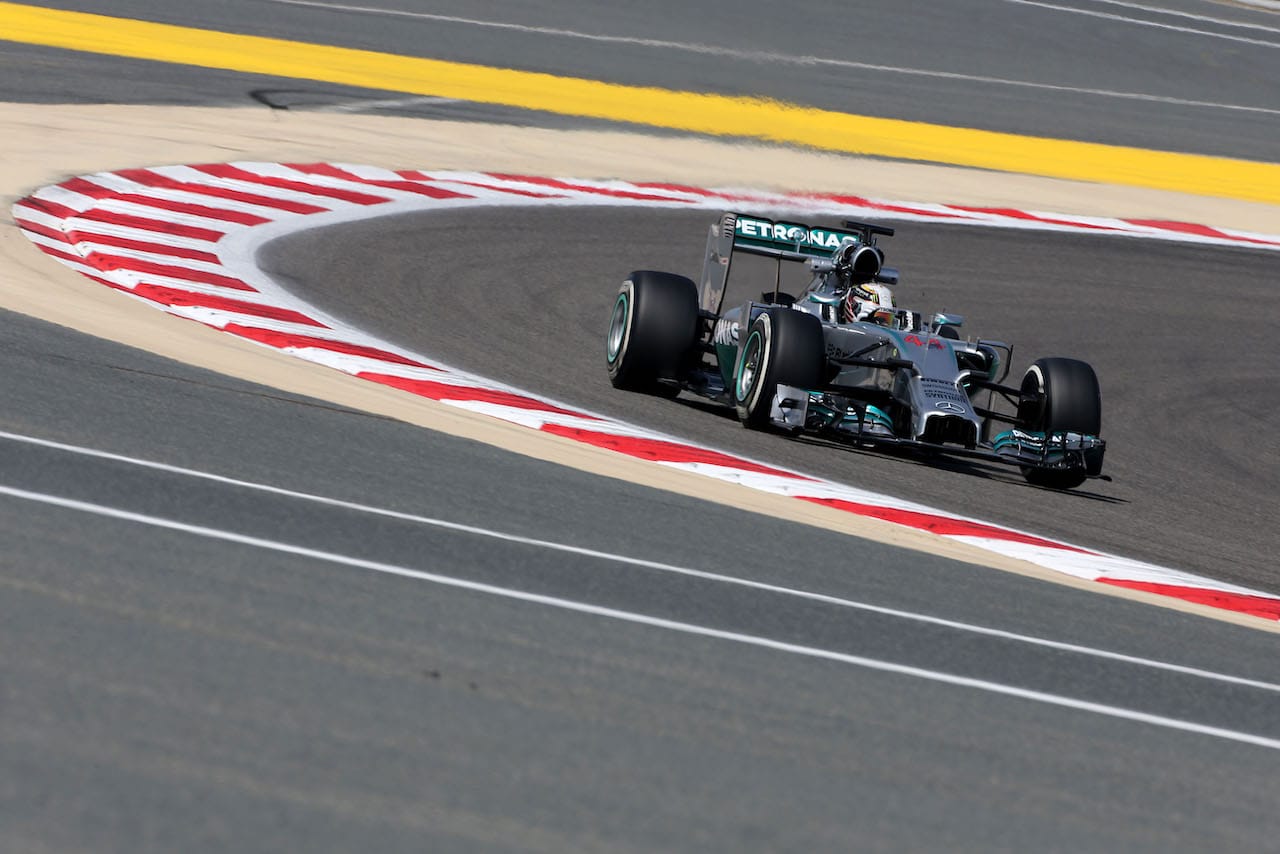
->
(1016, 357), (1102, 489)
(733, 308), (825, 428)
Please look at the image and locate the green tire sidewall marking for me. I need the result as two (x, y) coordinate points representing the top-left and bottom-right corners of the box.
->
(606, 289), (629, 364)
(736, 328), (764, 402)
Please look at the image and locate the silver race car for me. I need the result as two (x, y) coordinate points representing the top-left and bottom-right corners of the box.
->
(605, 212), (1106, 489)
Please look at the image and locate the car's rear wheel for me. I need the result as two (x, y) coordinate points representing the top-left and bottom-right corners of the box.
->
(606, 270), (699, 396)
(733, 308), (825, 428)
(1016, 357), (1102, 489)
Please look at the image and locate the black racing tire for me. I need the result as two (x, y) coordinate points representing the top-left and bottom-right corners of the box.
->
(733, 308), (825, 429)
(1017, 357), (1102, 489)
(606, 270), (699, 395)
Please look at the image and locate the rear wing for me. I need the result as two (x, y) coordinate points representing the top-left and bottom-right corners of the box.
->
(698, 212), (894, 314)
(731, 214), (868, 260)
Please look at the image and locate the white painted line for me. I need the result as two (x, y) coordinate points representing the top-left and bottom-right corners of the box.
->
(62, 221), (220, 252)
(4, 480), (1280, 750)
(1003, 0), (1280, 47)
(20, 230), (78, 255)
(146, 165), (346, 211)
(4, 427), (1278, 694)
(63, 243), (227, 273)
(1064, 0), (1280, 32)
(72, 172), (309, 220)
(318, 95), (461, 113)
(263, 0), (1279, 114)
(88, 198), (257, 232)
(11, 204), (71, 232)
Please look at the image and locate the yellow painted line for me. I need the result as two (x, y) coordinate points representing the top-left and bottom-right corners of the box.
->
(4, 1), (1278, 204)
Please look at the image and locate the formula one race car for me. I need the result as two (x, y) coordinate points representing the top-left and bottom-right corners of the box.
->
(605, 212), (1106, 489)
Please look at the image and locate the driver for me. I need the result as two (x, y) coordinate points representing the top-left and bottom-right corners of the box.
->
(840, 280), (897, 326)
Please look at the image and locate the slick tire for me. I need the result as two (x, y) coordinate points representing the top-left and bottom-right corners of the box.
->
(1016, 357), (1102, 489)
(606, 270), (699, 397)
(733, 308), (824, 429)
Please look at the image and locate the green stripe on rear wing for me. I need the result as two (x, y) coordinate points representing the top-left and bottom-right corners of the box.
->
(700, 212), (895, 316)
(699, 212), (866, 315)
(732, 213), (862, 259)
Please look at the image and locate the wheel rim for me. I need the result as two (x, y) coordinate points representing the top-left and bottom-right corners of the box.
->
(736, 329), (763, 401)
(606, 291), (629, 364)
(1018, 365), (1047, 429)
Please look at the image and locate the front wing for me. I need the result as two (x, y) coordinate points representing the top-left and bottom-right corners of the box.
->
(768, 384), (1106, 476)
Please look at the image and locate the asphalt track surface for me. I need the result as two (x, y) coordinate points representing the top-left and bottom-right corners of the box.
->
(5, 0), (1280, 849)
(6, 307), (1280, 851)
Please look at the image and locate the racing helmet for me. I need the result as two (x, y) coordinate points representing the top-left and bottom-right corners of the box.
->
(842, 282), (897, 325)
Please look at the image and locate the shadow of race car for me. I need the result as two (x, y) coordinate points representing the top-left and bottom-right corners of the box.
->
(605, 212), (1106, 489)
